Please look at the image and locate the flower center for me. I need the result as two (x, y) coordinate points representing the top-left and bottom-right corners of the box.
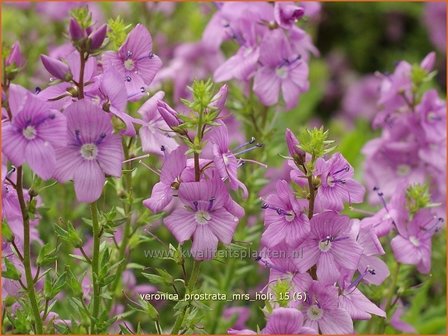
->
(307, 305), (323, 321)
(318, 237), (332, 252)
(124, 59), (135, 71)
(409, 235), (420, 247)
(285, 212), (295, 222)
(22, 125), (37, 140)
(80, 143), (98, 160)
(276, 67), (288, 79)
(195, 210), (211, 225)
(396, 164), (410, 176)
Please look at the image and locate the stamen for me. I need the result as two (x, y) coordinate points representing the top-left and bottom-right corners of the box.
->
(333, 165), (350, 176)
(234, 143), (263, 156)
(261, 203), (288, 216)
(237, 158), (268, 168)
(193, 201), (199, 211)
(35, 87), (41, 94)
(123, 154), (150, 163)
(138, 160), (160, 176)
(373, 186), (396, 227)
(233, 137), (256, 151)
(125, 75), (132, 82)
(347, 266), (376, 292)
(126, 50), (133, 59)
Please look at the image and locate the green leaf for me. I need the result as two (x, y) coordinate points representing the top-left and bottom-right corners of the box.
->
(2, 258), (20, 280)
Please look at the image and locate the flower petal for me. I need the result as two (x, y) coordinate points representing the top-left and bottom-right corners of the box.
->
(73, 160), (105, 203)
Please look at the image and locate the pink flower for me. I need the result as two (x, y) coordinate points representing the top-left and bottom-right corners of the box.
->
(137, 91), (178, 154)
(2, 85), (67, 180)
(262, 308), (315, 334)
(315, 153), (365, 211)
(297, 281), (353, 334)
(164, 179), (241, 260)
(391, 209), (442, 274)
(296, 211), (363, 283)
(102, 24), (162, 101)
(53, 100), (123, 203)
(261, 180), (310, 248)
(143, 146), (186, 213)
(253, 30), (308, 110)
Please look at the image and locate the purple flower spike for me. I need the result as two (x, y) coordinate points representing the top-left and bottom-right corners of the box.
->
(209, 84), (228, 112)
(40, 55), (72, 81)
(53, 100), (124, 203)
(2, 85), (67, 180)
(102, 24), (162, 101)
(6, 42), (25, 67)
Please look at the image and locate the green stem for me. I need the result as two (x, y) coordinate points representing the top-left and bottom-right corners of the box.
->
(210, 259), (235, 333)
(16, 166), (43, 334)
(171, 260), (202, 334)
(378, 262), (401, 333)
(78, 51), (86, 99)
(106, 140), (133, 312)
(90, 201), (101, 333)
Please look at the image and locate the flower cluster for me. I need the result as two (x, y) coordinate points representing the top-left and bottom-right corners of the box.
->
(362, 52), (446, 216)
(203, 2), (318, 110)
(144, 81), (263, 260)
(230, 128), (388, 334)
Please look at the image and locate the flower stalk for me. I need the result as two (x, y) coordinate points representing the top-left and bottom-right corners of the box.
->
(90, 201), (101, 333)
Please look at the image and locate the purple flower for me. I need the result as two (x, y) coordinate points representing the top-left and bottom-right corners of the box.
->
(86, 69), (138, 136)
(262, 308), (315, 334)
(88, 24), (107, 51)
(164, 179), (241, 260)
(315, 153), (365, 211)
(352, 219), (390, 285)
(389, 300), (417, 333)
(296, 211), (363, 283)
(417, 89), (446, 143)
(209, 123), (248, 197)
(274, 2), (305, 29)
(261, 180), (310, 248)
(143, 146), (186, 213)
(1, 164), (21, 223)
(155, 41), (224, 101)
(102, 24), (162, 101)
(2, 85), (67, 180)
(297, 281), (353, 333)
(253, 30), (308, 110)
(136, 92), (179, 154)
(338, 279), (385, 320)
(391, 209), (442, 274)
(53, 100), (123, 203)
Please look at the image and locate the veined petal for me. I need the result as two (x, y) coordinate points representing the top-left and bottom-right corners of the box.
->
(164, 208), (197, 243)
(25, 139), (55, 180)
(97, 134), (124, 177)
(73, 160), (105, 203)
(191, 225), (218, 260)
(2, 124), (27, 166)
(208, 208), (238, 244)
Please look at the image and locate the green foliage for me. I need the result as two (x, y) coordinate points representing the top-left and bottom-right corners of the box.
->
(107, 17), (132, 50)
(71, 7), (93, 29)
(406, 183), (431, 215)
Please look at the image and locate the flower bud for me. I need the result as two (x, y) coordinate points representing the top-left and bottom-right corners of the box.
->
(285, 128), (306, 164)
(6, 42), (25, 68)
(40, 55), (72, 81)
(88, 24), (107, 51)
(209, 84), (228, 112)
(157, 100), (181, 129)
(420, 52), (435, 72)
(69, 18), (85, 41)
